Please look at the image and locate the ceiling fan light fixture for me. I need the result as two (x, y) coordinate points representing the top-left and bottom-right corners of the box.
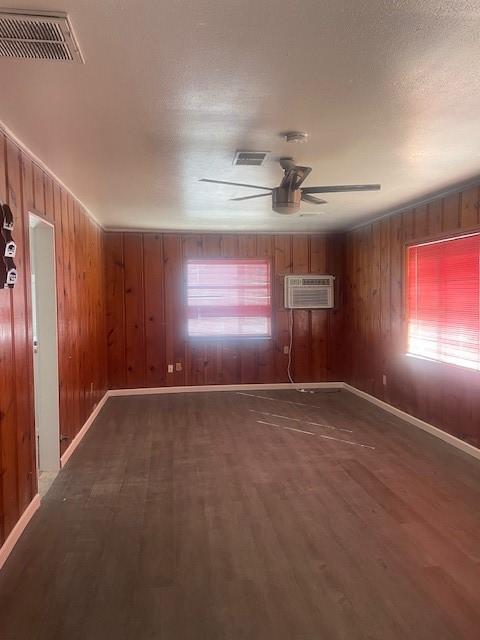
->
(200, 158), (380, 216)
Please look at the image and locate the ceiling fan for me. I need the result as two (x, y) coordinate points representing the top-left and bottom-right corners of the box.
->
(200, 158), (381, 215)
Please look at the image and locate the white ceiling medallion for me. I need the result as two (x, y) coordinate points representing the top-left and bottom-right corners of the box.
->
(285, 131), (308, 143)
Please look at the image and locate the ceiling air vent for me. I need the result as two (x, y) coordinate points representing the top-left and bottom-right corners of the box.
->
(0, 9), (83, 62)
(233, 151), (269, 167)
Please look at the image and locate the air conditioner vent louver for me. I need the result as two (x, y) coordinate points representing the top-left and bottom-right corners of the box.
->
(233, 151), (269, 166)
(284, 275), (334, 309)
(0, 10), (83, 62)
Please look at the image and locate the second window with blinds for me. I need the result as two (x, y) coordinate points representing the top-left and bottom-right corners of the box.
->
(407, 232), (480, 371)
(186, 259), (272, 338)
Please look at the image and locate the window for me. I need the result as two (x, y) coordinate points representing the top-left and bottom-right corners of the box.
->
(186, 259), (271, 338)
(407, 233), (480, 370)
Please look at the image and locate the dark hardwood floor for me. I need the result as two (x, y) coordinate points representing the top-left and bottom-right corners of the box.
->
(1, 389), (480, 640)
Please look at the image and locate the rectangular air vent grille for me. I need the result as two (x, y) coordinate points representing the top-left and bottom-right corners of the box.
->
(292, 287), (330, 307)
(233, 151), (269, 166)
(289, 277), (332, 287)
(0, 10), (83, 62)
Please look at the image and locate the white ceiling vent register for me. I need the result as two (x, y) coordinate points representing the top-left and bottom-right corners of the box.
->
(284, 275), (334, 309)
(0, 9), (83, 62)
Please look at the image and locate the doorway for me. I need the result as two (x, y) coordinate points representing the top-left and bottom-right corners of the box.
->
(29, 214), (60, 495)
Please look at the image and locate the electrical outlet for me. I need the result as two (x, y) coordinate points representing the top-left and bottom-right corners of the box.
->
(167, 364), (174, 373)
(175, 362), (183, 372)
(382, 374), (387, 386)
(283, 345), (290, 355)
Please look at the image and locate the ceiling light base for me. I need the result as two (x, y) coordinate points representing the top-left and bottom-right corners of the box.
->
(285, 131), (308, 143)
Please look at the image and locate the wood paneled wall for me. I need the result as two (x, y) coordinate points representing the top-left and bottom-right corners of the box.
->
(105, 232), (345, 388)
(0, 129), (107, 549)
(343, 185), (480, 447)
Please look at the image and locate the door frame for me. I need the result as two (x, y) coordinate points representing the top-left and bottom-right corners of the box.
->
(29, 212), (60, 476)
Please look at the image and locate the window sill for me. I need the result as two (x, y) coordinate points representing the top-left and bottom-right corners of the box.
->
(405, 352), (480, 373)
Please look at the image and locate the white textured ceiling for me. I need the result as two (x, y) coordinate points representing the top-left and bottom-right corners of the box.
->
(1, 0), (480, 231)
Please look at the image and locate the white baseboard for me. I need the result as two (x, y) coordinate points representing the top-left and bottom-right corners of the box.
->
(343, 383), (480, 462)
(0, 494), (41, 572)
(107, 381), (344, 397)
(60, 392), (109, 467)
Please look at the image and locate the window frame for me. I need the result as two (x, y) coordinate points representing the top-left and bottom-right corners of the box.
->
(403, 227), (480, 372)
(184, 257), (273, 341)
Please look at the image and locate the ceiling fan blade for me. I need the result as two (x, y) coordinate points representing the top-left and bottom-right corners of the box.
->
(230, 192), (272, 201)
(199, 179), (273, 191)
(301, 193), (327, 205)
(302, 184), (381, 194)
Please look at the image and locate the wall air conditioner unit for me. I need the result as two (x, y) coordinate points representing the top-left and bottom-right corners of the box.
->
(284, 275), (334, 309)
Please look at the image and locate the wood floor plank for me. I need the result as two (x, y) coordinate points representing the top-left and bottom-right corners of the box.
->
(0, 389), (480, 639)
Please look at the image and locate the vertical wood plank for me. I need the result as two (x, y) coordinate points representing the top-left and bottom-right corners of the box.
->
(310, 236), (327, 273)
(237, 235), (257, 257)
(326, 234), (345, 382)
(53, 183), (67, 432)
(123, 234), (146, 388)
(253, 235), (274, 383)
(6, 140), (34, 512)
(291, 236), (310, 382)
(388, 213), (404, 407)
(378, 219), (391, 400)
(19, 152), (37, 485)
(442, 193), (460, 232)
(218, 231), (242, 384)
(144, 234), (166, 387)
(32, 164), (45, 217)
(459, 186), (479, 229)
(74, 203), (86, 424)
(273, 236), (292, 382)
(220, 234), (239, 258)
(183, 234), (205, 385)
(104, 233), (127, 389)
(68, 195), (80, 438)
(402, 209), (415, 242)
(427, 200), (442, 236)
(60, 189), (73, 445)
(163, 234), (185, 386)
(413, 205), (428, 239)
(310, 235), (328, 381)
(202, 234), (221, 257)
(0, 133), (19, 540)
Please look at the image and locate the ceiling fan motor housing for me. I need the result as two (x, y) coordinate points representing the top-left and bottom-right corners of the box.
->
(272, 187), (301, 214)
